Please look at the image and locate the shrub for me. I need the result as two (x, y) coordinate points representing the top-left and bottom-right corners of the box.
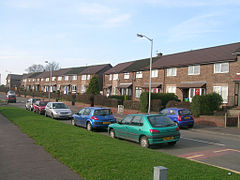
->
(86, 75), (100, 95)
(123, 100), (140, 110)
(140, 92), (149, 113)
(166, 100), (191, 109)
(190, 95), (201, 117)
(151, 99), (162, 112)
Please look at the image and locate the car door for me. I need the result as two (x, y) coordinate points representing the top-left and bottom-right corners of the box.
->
(116, 115), (133, 139)
(75, 109), (85, 126)
(127, 115), (144, 142)
(167, 109), (178, 123)
(45, 103), (51, 116)
(82, 108), (91, 127)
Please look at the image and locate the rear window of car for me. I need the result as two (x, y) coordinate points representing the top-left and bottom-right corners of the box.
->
(39, 101), (48, 106)
(53, 103), (68, 109)
(148, 115), (175, 127)
(33, 99), (41, 103)
(94, 109), (112, 116)
(179, 109), (192, 116)
(9, 95), (16, 98)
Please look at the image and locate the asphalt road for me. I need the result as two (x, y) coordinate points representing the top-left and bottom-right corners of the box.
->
(1, 93), (240, 175)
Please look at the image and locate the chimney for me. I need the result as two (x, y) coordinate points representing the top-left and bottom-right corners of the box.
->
(157, 52), (163, 57)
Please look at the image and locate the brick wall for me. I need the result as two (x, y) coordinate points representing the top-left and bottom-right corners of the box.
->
(194, 115), (225, 127)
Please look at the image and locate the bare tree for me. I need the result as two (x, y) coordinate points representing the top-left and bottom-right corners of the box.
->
(45, 61), (60, 71)
(25, 64), (45, 73)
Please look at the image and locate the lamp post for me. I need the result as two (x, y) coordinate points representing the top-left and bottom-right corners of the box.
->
(45, 61), (52, 101)
(137, 33), (153, 114)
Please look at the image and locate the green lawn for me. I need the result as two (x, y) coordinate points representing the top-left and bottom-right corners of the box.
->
(0, 107), (239, 180)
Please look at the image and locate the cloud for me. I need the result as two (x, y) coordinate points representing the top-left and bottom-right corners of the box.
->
(168, 13), (222, 42)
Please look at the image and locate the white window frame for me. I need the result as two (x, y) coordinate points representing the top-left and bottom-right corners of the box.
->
(167, 68), (177, 77)
(214, 62), (229, 74)
(166, 86), (176, 94)
(151, 70), (158, 78)
(46, 78), (49, 82)
(135, 87), (142, 98)
(136, 71), (143, 79)
(82, 75), (86, 80)
(113, 74), (118, 80)
(87, 75), (91, 80)
(64, 76), (69, 81)
(213, 86), (228, 103)
(81, 85), (86, 93)
(109, 74), (112, 80)
(52, 77), (56, 81)
(72, 75), (78, 81)
(72, 85), (77, 92)
(124, 73), (130, 79)
(41, 78), (44, 82)
(188, 65), (200, 75)
(58, 76), (62, 81)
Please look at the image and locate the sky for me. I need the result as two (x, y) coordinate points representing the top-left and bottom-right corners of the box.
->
(1, 0), (240, 84)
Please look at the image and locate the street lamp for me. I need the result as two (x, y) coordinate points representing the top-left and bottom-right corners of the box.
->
(45, 61), (52, 101)
(137, 33), (153, 114)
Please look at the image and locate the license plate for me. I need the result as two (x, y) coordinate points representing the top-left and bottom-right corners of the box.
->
(184, 117), (190, 119)
(163, 137), (174, 141)
(103, 122), (111, 124)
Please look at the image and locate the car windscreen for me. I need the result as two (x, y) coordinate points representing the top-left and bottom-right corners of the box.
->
(179, 109), (192, 116)
(33, 99), (41, 103)
(39, 101), (49, 106)
(52, 103), (68, 109)
(148, 115), (175, 127)
(93, 109), (112, 116)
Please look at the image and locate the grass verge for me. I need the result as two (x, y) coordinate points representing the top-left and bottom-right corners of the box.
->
(0, 107), (239, 180)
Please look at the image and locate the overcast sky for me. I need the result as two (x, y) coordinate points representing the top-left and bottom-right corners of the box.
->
(1, 0), (240, 84)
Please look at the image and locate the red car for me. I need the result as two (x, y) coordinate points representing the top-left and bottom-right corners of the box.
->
(6, 94), (16, 103)
(33, 101), (49, 114)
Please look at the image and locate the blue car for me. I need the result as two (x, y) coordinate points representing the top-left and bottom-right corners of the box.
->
(72, 107), (116, 131)
(160, 108), (194, 128)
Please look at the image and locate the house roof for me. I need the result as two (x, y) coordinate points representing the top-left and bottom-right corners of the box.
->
(6, 74), (23, 80)
(105, 61), (134, 74)
(22, 72), (43, 79)
(79, 64), (112, 75)
(152, 42), (240, 69)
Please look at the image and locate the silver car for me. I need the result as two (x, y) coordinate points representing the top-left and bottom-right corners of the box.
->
(45, 102), (72, 119)
(25, 98), (41, 111)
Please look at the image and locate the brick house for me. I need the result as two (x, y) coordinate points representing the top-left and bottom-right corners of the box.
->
(20, 64), (112, 94)
(6, 74), (23, 90)
(104, 42), (240, 107)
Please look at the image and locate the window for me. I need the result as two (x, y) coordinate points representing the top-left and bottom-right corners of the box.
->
(33, 79), (35, 82)
(81, 85), (86, 93)
(113, 74), (118, 80)
(41, 78), (44, 82)
(82, 75), (86, 80)
(124, 73), (130, 79)
(52, 77), (56, 81)
(28, 79), (31, 82)
(64, 76), (69, 81)
(72, 75), (77, 80)
(109, 74), (112, 80)
(87, 75), (91, 80)
(58, 76), (62, 81)
(213, 86), (228, 103)
(131, 116), (143, 126)
(136, 71), (143, 79)
(188, 65), (200, 75)
(166, 86), (176, 94)
(37, 78), (40, 82)
(121, 115), (133, 124)
(151, 70), (158, 78)
(72, 85), (77, 92)
(214, 62), (229, 73)
(167, 68), (177, 76)
(23, 79), (27, 82)
(135, 87), (142, 98)
(46, 78), (49, 82)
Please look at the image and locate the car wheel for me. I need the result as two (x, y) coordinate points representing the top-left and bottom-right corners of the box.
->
(168, 141), (177, 146)
(110, 129), (115, 138)
(140, 136), (149, 148)
(87, 122), (92, 131)
(72, 119), (76, 126)
(51, 113), (54, 119)
(45, 112), (48, 117)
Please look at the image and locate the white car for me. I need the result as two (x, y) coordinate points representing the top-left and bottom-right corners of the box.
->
(45, 102), (72, 119)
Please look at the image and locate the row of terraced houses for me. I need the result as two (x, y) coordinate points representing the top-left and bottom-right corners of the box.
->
(6, 42), (240, 107)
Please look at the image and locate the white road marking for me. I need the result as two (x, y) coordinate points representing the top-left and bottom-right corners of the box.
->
(182, 137), (225, 146)
(186, 154), (204, 159)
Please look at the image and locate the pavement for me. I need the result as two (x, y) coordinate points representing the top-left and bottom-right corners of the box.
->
(0, 113), (83, 180)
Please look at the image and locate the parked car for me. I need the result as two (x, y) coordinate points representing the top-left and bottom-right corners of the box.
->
(108, 114), (180, 148)
(45, 102), (72, 119)
(25, 98), (41, 111)
(7, 90), (16, 96)
(72, 107), (116, 131)
(33, 101), (49, 114)
(160, 108), (194, 128)
(6, 94), (16, 103)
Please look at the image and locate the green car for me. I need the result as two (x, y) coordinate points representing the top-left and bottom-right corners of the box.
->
(108, 114), (180, 148)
